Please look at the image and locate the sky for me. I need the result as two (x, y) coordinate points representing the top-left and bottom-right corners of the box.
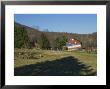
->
(14, 14), (97, 34)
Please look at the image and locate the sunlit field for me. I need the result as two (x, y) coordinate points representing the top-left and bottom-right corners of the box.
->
(14, 48), (97, 76)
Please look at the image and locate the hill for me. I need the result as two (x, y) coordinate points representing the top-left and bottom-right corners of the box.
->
(14, 22), (97, 49)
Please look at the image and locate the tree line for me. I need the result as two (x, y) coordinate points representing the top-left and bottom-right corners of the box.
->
(14, 22), (97, 51)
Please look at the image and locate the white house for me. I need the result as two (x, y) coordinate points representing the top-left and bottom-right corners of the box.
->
(66, 38), (81, 51)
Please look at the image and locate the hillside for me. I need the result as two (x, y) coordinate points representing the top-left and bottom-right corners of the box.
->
(14, 22), (97, 49)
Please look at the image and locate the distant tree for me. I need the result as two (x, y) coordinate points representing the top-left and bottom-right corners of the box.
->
(61, 35), (68, 46)
(44, 29), (49, 32)
(54, 36), (67, 50)
(73, 34), (81, 42)
(14, 26), (29, 48)
(39, 33), (50, 49)
(54, 37), (60, 49)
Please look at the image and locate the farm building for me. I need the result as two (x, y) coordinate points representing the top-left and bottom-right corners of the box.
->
(66, 38), (81, 51)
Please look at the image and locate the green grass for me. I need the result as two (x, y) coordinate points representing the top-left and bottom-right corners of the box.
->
(14, 48), (97, 76)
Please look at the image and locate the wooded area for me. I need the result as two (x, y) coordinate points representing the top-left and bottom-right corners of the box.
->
(14, 22), (97, 52)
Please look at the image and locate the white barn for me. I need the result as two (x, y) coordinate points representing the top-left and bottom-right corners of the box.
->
(66, 38), (81, 51)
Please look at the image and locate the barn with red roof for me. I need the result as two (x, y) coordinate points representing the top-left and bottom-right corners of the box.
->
(66, 38), (81, 51)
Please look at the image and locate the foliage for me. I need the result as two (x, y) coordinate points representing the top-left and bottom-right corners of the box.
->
(54, 36), (67, 50)
(14, 22), (97, 50)
(39, 33), (50, 49)
(14, 25), (30, 48)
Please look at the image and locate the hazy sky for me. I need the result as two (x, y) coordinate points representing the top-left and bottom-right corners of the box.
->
(14, 14), (97, 34)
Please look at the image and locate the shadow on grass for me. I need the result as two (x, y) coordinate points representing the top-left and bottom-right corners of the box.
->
(14, 56), (96, 76)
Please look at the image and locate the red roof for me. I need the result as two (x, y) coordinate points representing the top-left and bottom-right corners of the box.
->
(67, 38), (81, 44)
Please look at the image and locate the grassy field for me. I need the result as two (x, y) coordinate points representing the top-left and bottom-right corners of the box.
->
(14, 48), (97, 76)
